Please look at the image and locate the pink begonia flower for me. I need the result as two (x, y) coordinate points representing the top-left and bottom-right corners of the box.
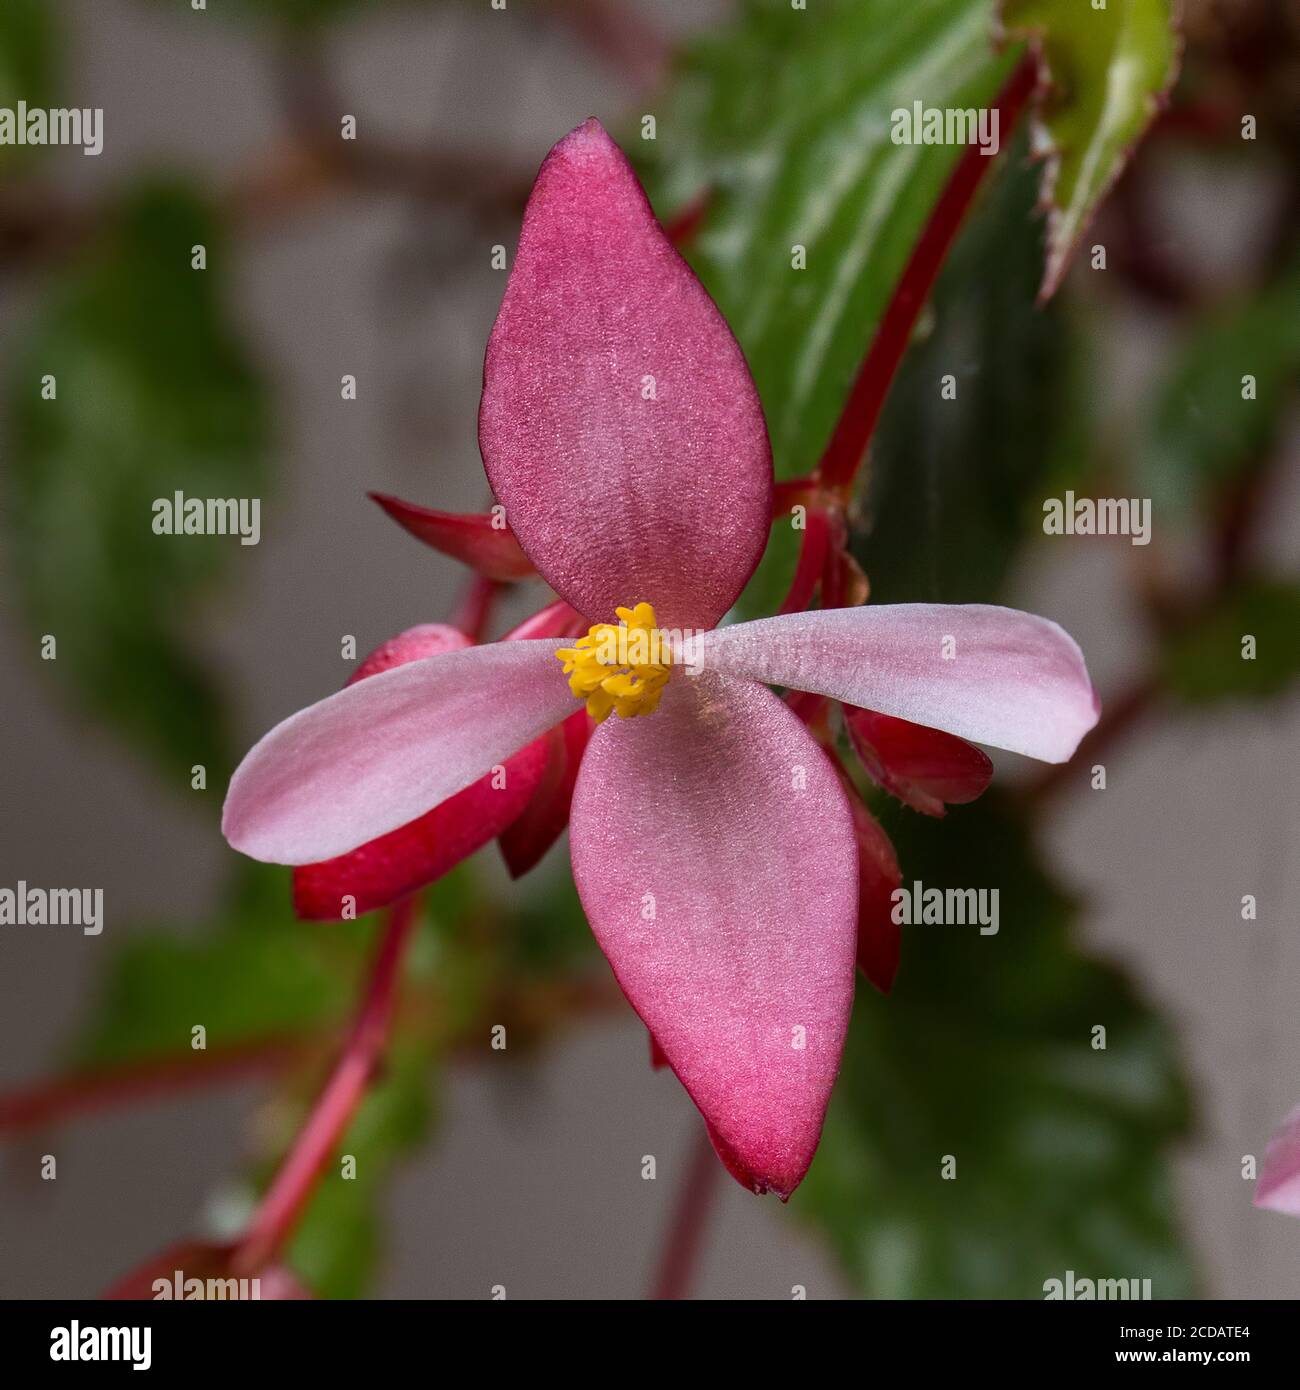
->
(1254, 1104), (1300, 1215)
(223, 119), (1099, 1198)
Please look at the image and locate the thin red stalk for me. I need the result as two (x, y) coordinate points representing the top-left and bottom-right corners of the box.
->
(231, 896), (420, 1275)
(778, 510), (831, 615)
(772, 476), (822, 514)
(502, 598), (584, 642)
(818, 54), (1038, 488)
(650, 1123), (721, 1300)
(0, 1038), (309, 1135)
(452, 575), (505, 643)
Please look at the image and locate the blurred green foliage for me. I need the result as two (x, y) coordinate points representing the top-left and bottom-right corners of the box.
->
(69, 864), (362, 1068)
(0, 0), (56, 173)
(5, 183), (269, 785)
(1164, 583), (1300, 705)
(796, 794), (1195, 1297)
(641, 0), (1019, 482)
(1141, 255), (1300, 519)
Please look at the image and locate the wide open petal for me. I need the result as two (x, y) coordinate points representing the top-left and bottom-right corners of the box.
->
(698, 605), (1100, 763)
(570, 673), (857, 1198)
(479, 118), (772, 629)
(223, 639), (574, 865)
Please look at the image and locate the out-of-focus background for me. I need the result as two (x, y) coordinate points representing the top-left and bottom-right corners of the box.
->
(1, 0), (1298, 1299)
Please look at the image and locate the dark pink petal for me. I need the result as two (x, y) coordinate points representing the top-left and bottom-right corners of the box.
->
(370, 493), (534, 581)
(570, 673), (857, 1198)
(1255, 1104), (1300, 1216)
(223, 639), (573, 864)
(846, 786), (903, 995)
(498, 710), (592, 879)
(700, 605), (1100, 763)
(649, 1030), (670, 1071)
(845, 706), (993, 817)
(479, 118), (772, 628)
(294, 741), (547, 919)
(293, 624), (545, 916)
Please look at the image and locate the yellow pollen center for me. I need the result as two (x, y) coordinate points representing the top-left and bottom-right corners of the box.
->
(555, 602), (672, 724)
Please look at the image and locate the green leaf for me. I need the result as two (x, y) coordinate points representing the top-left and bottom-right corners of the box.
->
(0, 0), (58, 172)
(70, 865), (361, 1067)
(1163, 582), (1300, 706)
(640, 0), (1018, 480)
(794, 795), (1196, 1298)
(859, 133), (1067, 605)
(727, 516), (803, 625)
(5, 181), (269, 784)
(1000, 0), (1180, 298)
(1139, 256), (1300, 519)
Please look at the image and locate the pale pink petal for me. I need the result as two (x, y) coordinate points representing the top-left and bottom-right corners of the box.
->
(293, 623), (547, 915)
(294, 741), (547, 919)
(569, 673), (858, 1198)
(223, 639), (574, 865)
(479, 118), (772, 628)
(1255, 1104), (1300, 1216)
(698, 605), (1100, 763)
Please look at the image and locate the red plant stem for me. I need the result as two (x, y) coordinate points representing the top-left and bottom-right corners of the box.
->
(502, 598), (584, 642)
(650, 1123), (721, 1300)
(818, 54), (1038, 488)
(0, 1038), (309, 1135)
(778, 509), (831, 614)
(452, 575), (505, 643)
(230, 896), (420, 1276)
(772, 476), (822, 514)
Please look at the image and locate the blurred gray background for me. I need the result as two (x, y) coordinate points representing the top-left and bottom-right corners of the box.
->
(1, 0), (1297, 1298)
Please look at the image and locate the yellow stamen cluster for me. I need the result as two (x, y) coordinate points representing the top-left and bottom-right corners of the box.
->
(556, 602), (672, 724)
